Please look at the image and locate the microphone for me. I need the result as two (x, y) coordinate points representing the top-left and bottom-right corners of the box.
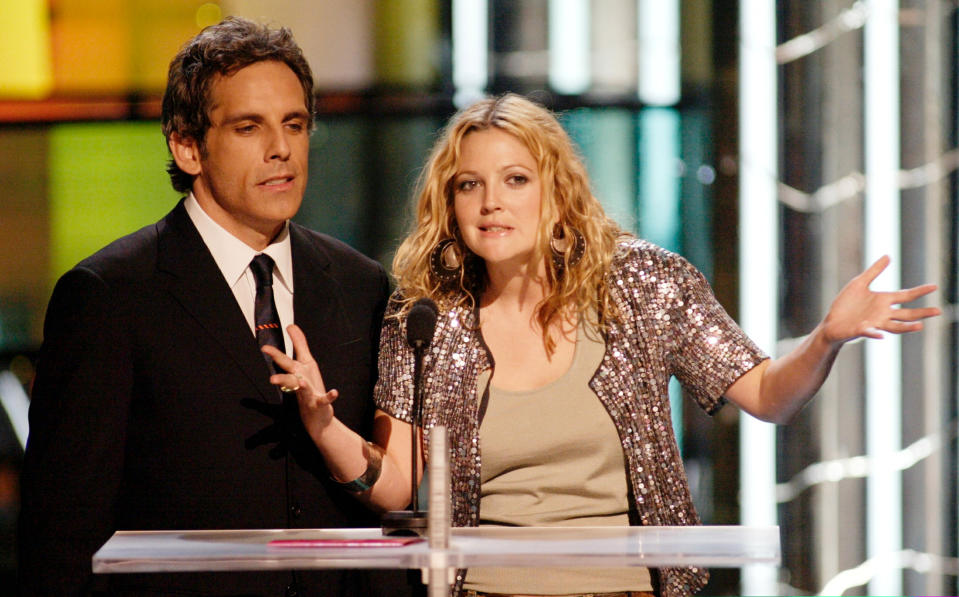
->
(406, 298), (438, 349)
(383, 297), (438, 536)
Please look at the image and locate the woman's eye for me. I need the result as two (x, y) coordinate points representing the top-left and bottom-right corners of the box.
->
(507, 174), (528, 185)
(457, 180), (478, 192)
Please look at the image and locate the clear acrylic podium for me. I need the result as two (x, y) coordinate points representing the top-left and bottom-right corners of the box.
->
(93, 525), (780, 595)
(92, 428), (780, 595)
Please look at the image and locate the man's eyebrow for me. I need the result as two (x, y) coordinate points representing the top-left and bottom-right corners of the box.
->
(283, 110), (311, 122)
(218, 111), (310, 126)
(219, 113), (265, 126)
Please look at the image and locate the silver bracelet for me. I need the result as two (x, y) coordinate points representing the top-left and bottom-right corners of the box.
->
(334, 441), (383, 493)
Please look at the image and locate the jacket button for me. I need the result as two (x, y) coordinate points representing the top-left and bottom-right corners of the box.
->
(290, 504), (303, 519)
(285, 582), (299, 597)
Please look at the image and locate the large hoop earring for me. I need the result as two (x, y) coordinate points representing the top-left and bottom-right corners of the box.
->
(550, 225), (585, 271)
(429, 239), (462, 283)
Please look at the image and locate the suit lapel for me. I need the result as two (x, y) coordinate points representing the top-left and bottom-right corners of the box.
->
(289, 225), (355, 371)
(156, 202), (279, 401)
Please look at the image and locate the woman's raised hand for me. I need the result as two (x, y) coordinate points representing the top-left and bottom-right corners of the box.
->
(261, 324), (340, 440)
(821, 255), (941, 346)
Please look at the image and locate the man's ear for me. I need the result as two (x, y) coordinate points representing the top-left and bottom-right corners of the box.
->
(168, 133), (202, 176)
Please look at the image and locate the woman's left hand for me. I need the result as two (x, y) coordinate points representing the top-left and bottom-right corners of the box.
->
(261, 324), (339, 439)
(821, 255), (941, 346)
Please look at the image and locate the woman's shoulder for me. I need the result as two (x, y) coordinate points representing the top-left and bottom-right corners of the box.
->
(610, 236), (692, 274)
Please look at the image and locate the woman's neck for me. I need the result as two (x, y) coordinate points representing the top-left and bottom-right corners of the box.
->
(482, 261), (547, 312)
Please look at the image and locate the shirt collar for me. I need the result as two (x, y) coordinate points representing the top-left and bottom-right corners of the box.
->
(184, 193), (294, 293)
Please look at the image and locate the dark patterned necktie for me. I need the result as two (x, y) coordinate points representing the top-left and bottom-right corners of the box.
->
(249, 254), (285, 369)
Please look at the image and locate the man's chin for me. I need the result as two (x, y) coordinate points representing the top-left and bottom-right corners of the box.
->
(256, 192), (303, 218)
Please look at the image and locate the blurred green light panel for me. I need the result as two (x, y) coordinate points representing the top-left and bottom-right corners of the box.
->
(638, 106), (683, 447)
(638, 107), (681, 252)
(562, 108), (637, 233)
(0, 0), (53, 98)
(48, 122), (177, 283)
(299, 119), (369, 250)
(679, 108), (714, 282)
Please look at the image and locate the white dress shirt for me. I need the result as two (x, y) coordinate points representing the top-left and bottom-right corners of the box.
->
(184, 194), (294, 356)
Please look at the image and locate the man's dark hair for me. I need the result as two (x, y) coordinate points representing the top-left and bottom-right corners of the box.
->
(161, 16), (315, 193)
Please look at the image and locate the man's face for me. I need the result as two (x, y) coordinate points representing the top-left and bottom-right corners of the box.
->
(182, 60), (311, 249)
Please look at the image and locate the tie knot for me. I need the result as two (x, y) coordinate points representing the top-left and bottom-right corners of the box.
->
(249, 254), (276, 288)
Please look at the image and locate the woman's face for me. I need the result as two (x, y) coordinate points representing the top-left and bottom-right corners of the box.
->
(451, 128), (543, 272)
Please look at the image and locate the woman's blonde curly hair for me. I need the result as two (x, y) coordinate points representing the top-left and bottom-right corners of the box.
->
(392, 93), (625, 355)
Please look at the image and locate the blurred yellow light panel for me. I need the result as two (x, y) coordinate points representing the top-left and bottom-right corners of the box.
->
(0, 0), (54, 98)
(131, 1), (208, 93)
(375, 0), (439, 87)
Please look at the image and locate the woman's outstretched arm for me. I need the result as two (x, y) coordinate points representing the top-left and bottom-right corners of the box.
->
(724, 255), (941, 424)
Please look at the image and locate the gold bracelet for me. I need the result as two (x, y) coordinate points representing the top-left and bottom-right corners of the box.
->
(334, 441), (383, 493)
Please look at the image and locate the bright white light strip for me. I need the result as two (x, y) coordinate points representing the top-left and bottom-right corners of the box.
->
(738, 0), (779, 595)
(0, 370), (30, 450)
(452, 0), (489, 108)
(774, 1), (870, 64)
(819, 549), (959, 596)
(638, 0), (680, 106)
(863, 1), (903, 595)
(775, 425), (946, 503)
(548, 0), (590, 94)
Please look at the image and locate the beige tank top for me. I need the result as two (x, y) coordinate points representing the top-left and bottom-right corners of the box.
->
(464, 323), (653, 594)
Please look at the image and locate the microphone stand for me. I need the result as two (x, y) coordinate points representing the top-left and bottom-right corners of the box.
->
(382, 301), (436, 536)
(410, 337), (425, 513)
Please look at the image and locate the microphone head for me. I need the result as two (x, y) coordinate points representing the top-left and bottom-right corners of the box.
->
(406, 298), (439, 349)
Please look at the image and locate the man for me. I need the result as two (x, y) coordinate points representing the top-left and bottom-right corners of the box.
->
(19, 17), (413, 596)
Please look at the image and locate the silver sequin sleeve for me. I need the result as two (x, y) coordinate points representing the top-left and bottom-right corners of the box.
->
(612, 239), (768, 414)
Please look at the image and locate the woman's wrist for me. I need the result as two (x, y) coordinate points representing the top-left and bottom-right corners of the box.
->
(301, 402), (336, 443)
(332, 441), (383, 493)
(815, 318), (849, 349)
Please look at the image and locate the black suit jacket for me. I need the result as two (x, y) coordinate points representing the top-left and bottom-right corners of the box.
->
(18, 202), (414, 596)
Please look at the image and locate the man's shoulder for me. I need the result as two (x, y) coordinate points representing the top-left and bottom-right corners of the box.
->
(67, 203), (199, 285)
(72, 219), (164, 283)
(291, 224), (384, 275)
(42, 214), (173, 326)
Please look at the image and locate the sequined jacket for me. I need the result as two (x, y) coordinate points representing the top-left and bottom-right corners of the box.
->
(375, 238), (768, 597)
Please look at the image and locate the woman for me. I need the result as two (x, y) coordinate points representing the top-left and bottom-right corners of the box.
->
(263, 93), (939, 597)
